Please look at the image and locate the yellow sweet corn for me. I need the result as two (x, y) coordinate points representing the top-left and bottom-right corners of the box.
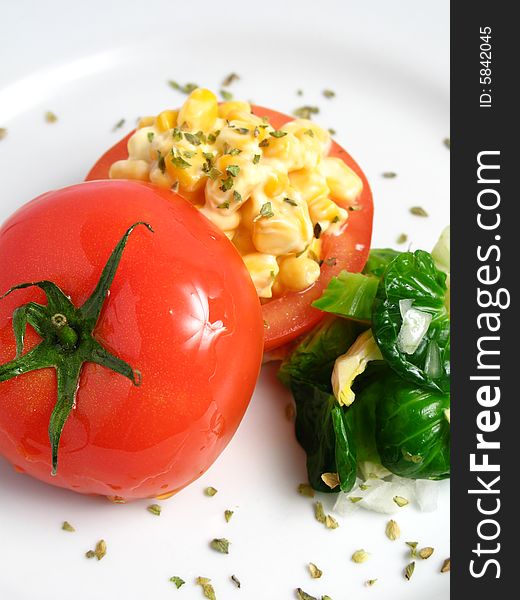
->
(242, 253), (279, 298)
(137, 116), (155, 128)
(109, 159), (150, 181)
(278, 254), (321, 292)
(289, 168), (329, 204)
(156, 110), (178, 132)
(319, 156), (363, 204)
(177, 88), (218, 131)
(218, 101), (252, 120)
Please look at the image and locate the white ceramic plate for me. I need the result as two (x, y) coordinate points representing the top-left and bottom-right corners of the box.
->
(0, 1), (450, 598)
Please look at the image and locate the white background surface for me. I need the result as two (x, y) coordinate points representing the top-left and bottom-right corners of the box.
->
(0, 1), (450, 598)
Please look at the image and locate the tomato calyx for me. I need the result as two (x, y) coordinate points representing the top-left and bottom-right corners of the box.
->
(0, 222), (152, 475)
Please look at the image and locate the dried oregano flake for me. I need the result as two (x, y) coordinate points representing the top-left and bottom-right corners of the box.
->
(196, 577), (216, 599)
(382, 171), (397, 178)
(205, 486), (218, 497)
(404, 561), (415, 581)
(440, 558), (451, 573)
(385, 519), (400, 541)
(406, 541), (418, 558)
(298, 483), (314, 498)
(409, 206), (429, 217)
(296, 588), (317, 600)
(365, 579), (377, 587)
(393, 495), (409, 507)
(45, 111), (58, 123)
(86, 539), (107, 561)
(308, 562), (323, 578)
(62, 521), (75, 532)
(169, 576), (185, 589)
(351, 549), (370, 563)
(147, 503), (161, 516)
(419, 546), (434, 560)
(396, 233), (408, 244)
(325, 515), (339, 529)
(314, 501), (326, 523)
(231, 574), (241, 588)
(321, 472), (340, 489)
(0, 128), (7, 140)
(224, 510), (234, 523)
(210, 538), (230, 554)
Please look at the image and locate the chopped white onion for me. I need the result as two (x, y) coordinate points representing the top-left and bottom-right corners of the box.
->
(397, 307), (432, 355)
(399, 298), (414, 319)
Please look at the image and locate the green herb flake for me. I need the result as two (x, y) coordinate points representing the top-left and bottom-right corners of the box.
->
(323, 89), (335, 99)
(208, 167), (222, 181)
(393, 495), (409, 507)
(385, 519), (400, 541)
(183, 150), (196, 158)
(440, 558), (451, 573)
(171, 181), (180, 192)
(226, 164), (240, 177)
(308, 562), (323, 578)
(324, 257), (337, 267)
(222, 73), (240, 87)
(255, 202), (274, 220)
(396, 233), (408, 244)
(184, 132), (202, 146)
(253, 154), (261, 164)
(147, 503), (162, 516)
(196, 577), (216, 600)
(349, 496), (363, 503)
(0, 128), (7, 140)
(419, 546), (434, 560)
(86, 539), (107, 561)
(157, 152), (166, 174)
(351, 549), (370, 563)
(172, 128), (183, 141)
(220, 89), (234, 101)
(219, 176), (234, 192)
(325, 514), (339, 530)
(169, 576), (185, 589)
(365, 579), (378, 587)
(298, 483), (315, 498)
(207, 130), (220, 144)
(296, 89), (304, 96)
(205, 486), (218, 497)
(147, 131), (154, 143)
(296, 589), (318, 600)
(210, 538), (230, 554)
(171, 154), (192, 169)
(45, 111), (58, 124)
(168, 81), (198, 95)
(233, 190), (242, 203)
(410, 206), (429, 217)
(404, 561), (416, 581)
(217, 201), (230, 209)
(235, 127), (250, 135)
(359, 483), (370, 491)
(406, 541), (418, 558)
(328, 128), (337, 135)
(314, 501), (326, 523)
(382, 171), (397, 178)
(443, 137), (451, 149)
(304, 129), (315, 137)
(284, 197), (298, 206)
(224, 510), (234, 522)
(269, 130), (288, 138)
(62, 521), (75, 532)
(293, 106), (319, 119)
(314, 223), (322, 239)
(228, 147), (242, 156)
(259, 138), (270, 147)
(231, 574), (241, 588)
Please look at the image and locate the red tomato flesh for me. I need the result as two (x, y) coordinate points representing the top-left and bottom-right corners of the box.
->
(86, 106), (374, 351)
(0, 180), (264, 499)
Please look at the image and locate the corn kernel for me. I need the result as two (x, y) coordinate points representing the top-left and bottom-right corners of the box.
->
(137, 116), (155, 128)
(252, 212), (311, 255)
(262, 132), (305, 171)
(232, 226), (257, 255)
(199, 203), (240, 236)
(177, 88), (218, 131)
(307, 195), (349, 229)
(218, 101), (252, 120)
(156, 110), (179, 132)
(319, 157), (363, 204)
(289, 168), (329, 204)
(109, 159), (150, 181)
(165, 149), (207, 193)
(127, 127), (157, 161)
(242, 253), (279, 298)
(278, 255), (321, 292)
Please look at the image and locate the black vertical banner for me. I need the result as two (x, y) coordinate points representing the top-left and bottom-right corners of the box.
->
(452, 3), (514, 597)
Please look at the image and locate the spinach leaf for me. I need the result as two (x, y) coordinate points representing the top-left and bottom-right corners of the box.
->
(375, 372), (450, 479)
(278, 316), (363, 390)
(311, 272), (379, 321)
(290, 379), (357, 493)
(372, 250), (450, 392)
(363, 248), (402, 277)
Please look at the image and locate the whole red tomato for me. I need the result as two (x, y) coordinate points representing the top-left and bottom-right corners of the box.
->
(0, 180), (263, 500)
(87, 106), (374, 352)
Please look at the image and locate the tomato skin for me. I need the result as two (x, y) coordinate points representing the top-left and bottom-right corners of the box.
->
(86, 106), (374, 351)
(0, 180), (263, 499)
